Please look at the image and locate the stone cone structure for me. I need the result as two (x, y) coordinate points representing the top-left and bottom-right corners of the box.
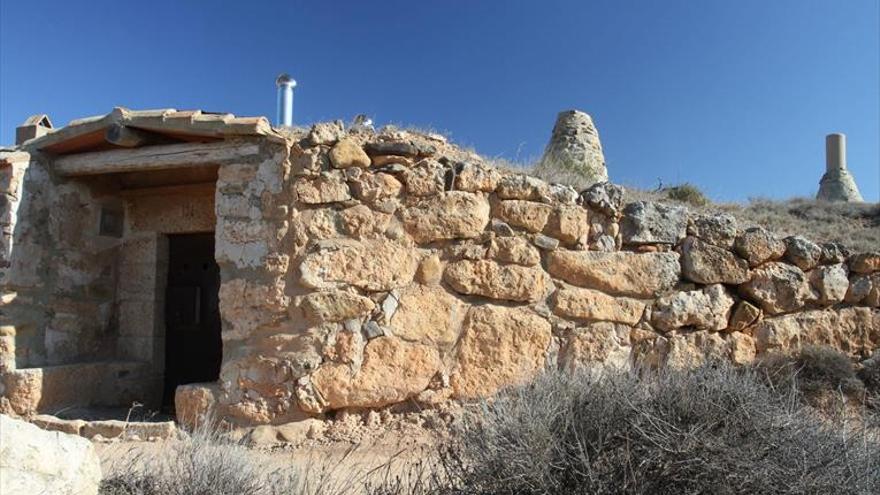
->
(816, 133), (863, 202)
(537, 110), (608, 187)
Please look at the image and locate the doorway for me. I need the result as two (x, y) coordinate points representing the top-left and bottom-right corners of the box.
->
(162, 233), (222, 410)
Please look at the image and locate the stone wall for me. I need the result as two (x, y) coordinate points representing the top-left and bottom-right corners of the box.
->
(195, 124), (880, 426)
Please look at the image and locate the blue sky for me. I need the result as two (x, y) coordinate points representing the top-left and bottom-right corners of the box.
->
(1, 0), (878, 202)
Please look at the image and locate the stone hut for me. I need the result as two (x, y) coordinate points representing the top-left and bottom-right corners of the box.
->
(0, 108), (877, 429)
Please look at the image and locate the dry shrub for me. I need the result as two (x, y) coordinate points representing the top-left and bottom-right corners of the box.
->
(99, 424), (298, 495)
(661, 182), (709, 206)
(435, 365), (879, 495)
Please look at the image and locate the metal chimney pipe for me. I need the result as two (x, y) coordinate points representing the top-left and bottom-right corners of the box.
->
(825, 133), (846, 173)
(275, 73), (297, 127)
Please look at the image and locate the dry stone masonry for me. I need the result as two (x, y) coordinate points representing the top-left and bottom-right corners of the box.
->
(0, 108), (877, 432)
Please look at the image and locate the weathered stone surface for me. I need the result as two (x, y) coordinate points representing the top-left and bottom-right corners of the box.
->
(734, 227), (786, 267)
(444, 259), (550, 303)
(845, 274), (874, 304)
(371, 155), (415, 168)
(294, 174), (351, 204)
(728, 300), (762, 331)
(688, 213), (737, 248)
(850, 252), (880, 274)
(388, 284), (468, 349)
(534, 234), (560, 251)
(175, 383), (218, 430)
(784, 235), (822, 271)
(495, 174), (549, 201)
(740, 262), (811, 315)
(350, 172), (402, 204)
(620, 201), (688, 245)
(754, 307), (880, 357)
(680, 236), (749, 285)
(31, 415), (86, 436)
(495, 200), (553, 233)
(364, 140), (424, 157)
(455, 162), (502, 192)
(329, 138), (371, 168)
(0, 414), (101, 495)
(401, 159), (445, 196)
(307, 121), (345, 146)
(808, 263), (849, 305)
(652, 284), (734, 332)
(300, 239), (418, 291)
(487, 237), (540, 266)
(537, 110), (608, 187)
(546, 205), (589, 244)
(311, 337), (441, 410)
(299, 290), (375, 323)
(728, 332), (757, 365)
(553, 285), (645, 325)
(560, 322), (631, 372)
(547, 250), (681, 297)
(416, 254), (443, 285)
(579, 182), (624, 217)
(451, 306), (552, 398)
(400, 192), (490, 243)
(820, 242), (850, 264)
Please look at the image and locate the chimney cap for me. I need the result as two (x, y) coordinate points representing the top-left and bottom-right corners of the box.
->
(21, 114), (53, 129)
(276, 73), (297, 88)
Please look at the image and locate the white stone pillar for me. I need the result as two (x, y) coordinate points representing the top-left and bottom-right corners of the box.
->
(825, 133), (846, 172)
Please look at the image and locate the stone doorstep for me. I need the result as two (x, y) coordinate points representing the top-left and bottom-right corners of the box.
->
(31, 414), (177, 442)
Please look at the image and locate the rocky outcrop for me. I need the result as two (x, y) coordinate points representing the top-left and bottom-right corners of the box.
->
(0, 414), (102, 495)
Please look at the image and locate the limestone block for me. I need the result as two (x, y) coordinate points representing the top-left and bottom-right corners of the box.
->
(388, 284), (468, 349)
(495, 174), (549, 201)
(487, 237), (541, 266)
(753, 307), (880, 357)
(845, 273), (874, 304)
(679, 236), (749, 285)
(451, 305), (552, 399)
(545, 205), (589, 245)
(307, 121), (345, 146)
(329, 138), (371, 168)
(547, 250), (681, 298)
(559, 322), (631, 372)
(299, 291), (375, 323)
(401, 159), (445, 196)
(552, 285), (645, 325)
(444, 259), (551, 303)
(579, 182), (624, 217)
(651, 284), (735, 332)
(350, 172), (402, 204)
(299, 239), (418, 292)
(728, 300), (762, 331)
(734, 227), (786, 267)
(494, 200), (553, 233)
(620, 201), (688, 245)
(0, 414), (101, 495)
(850, 252), (880, 274)
(784, 235), (822, 271)
(454, 162), (501, 192)
(416, 254), (442, 284)
(688, 213), (737, 249)
(310, 336), (441, 410)
(400, 191), (490, 243)
(808, 263), (849, 305)
(740, 262), (811, 315)
(293, 174), (351, 204)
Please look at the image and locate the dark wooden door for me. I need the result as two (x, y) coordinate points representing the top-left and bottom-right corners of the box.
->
(163, 233), (222, 409)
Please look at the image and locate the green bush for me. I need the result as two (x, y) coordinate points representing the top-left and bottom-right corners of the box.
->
(663, 182), (709, 206)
